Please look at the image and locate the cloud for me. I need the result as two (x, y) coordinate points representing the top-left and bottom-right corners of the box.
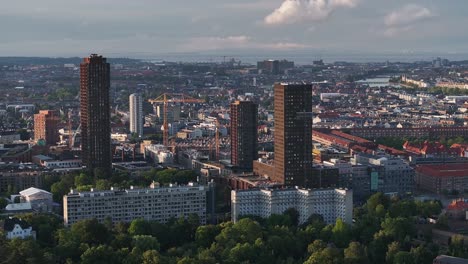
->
(264, 0), (359, 25)
(383, 4), (434, 37)
(178, 35), (312, 52)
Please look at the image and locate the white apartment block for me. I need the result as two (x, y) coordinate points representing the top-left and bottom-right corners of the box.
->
(231, 188), (353, 225)
(64, 183), (207, 226)
(129, 93), (144, 137)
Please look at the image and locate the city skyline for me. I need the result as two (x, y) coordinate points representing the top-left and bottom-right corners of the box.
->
(0, 0), (467, 57)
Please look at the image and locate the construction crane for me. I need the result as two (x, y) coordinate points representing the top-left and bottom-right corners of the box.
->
(67, 110), (81, 149)
(208, 119), (221, 161)
(68, 111), (73, 148)
(148, 93), (204, 147)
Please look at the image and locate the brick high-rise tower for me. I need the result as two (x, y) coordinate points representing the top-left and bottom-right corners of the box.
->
(230, 100), (258, 170)
(34, 110), (59, 145)
(273, 83), (312, 186)
(80, 54), (111, 175)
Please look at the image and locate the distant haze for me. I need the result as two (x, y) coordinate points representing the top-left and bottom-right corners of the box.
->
(1, 0), (467, 58)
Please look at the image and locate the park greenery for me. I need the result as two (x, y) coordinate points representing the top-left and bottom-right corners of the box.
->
(1, 192), (465, 264)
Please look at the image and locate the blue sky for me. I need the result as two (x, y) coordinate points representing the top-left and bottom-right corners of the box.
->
(0, 0), (467, 57)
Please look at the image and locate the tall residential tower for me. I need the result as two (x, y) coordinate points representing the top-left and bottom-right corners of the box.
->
(129, 93), (143, 137)
(273, 83), (312, 186)
(80, 54), (111, 175)
(230, 100), (258, 170)
(34, 110), (59, 145)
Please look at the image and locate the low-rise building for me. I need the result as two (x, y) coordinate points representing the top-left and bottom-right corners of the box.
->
(353, 154), (414, 195)
(0, 171), (43, 194)
(2, 217), (35, 240)
(416, 164), (468, 194)
(145, 144), (174, 164)
(446, 199), (468, 220)
(0, 132), (21, 144)
(63, 182), (209, 226)
(231, 188), (353, 225)
(18, 187), (53, 212)
(433, 255), (468, 264)
(43, 159), (82, 169)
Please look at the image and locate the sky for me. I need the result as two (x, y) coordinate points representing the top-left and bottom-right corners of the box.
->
(1, 0), (467, 59)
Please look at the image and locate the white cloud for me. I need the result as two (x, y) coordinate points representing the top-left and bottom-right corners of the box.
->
(264, 0), (359, 25)
(383, 4), (434, 37)
(261, 42), (312, 50)
(178, 35), (312, 52)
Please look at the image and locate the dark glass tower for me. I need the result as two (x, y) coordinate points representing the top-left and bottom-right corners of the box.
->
(273, 83), (312, 186)
(230, 101), (258, 170)
(80, 54), (111, 175)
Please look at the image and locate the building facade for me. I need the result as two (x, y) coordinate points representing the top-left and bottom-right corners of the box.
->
(0, 132), (21, 144)
(34, 110), (59, 145)
(230, 100), (258, 170)
(308, 165), (340, 189)
(80, 54), (111, 175)
(0, 171), (43, 194)
(415, 164), (468, 194)
(231, 188), (353, 225)
(3, 217), (35, 240)
(63, 183), (208, 226)
(129, 93), (143, 137)
(274, 83), (312, 186)
(353, 154), (414, 195)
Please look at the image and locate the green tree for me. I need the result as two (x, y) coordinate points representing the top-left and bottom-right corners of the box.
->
(195, 225), (221, 248)
(320, 224), (334, 242)
(307, 239), (327, 255)
(344, 242), (368, 264)
(385, 241), (400, 264)
(368, 236), (388, 264)
(133, 235), (161, 252)
(216, 218), (263, 246)
(227, 242), (258, 263)
(393, 251), (414, 264)
(410, 245), (437, 264)
(332, 218), (352, 248)
(71, 219), (110, 245)
(75, 173), (93, 187)
(267, 214), (292, 227)
(128, 218), (152, 236)
(388, 200), (416, 218)
(51, 181), (71, 202)
(4, 238), (46, 264)
(284, 207), (300, 226)
(95, 179), (111, 190)
(55, 229), (84, 262)
(380, 217), (415, 242)
(93, 167), (109, 179)
(449, 235), (468, 258)
(81, 245), (118, 264)
(304, 247), (344, 264)
(436, 214), (449, 229)
(366, 193), (390, 215)
(0, 197), (8, 209)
